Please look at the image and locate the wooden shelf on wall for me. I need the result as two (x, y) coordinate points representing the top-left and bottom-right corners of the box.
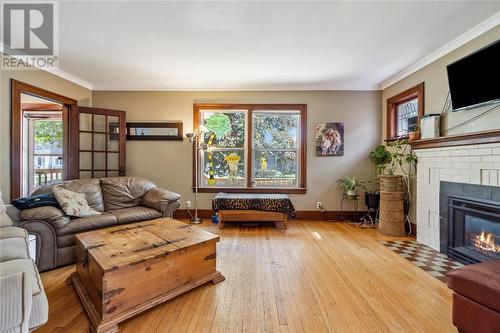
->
(409, 129), (500, 150)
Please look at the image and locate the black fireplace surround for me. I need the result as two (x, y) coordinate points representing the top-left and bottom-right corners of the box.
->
(440, 182), (500, 265)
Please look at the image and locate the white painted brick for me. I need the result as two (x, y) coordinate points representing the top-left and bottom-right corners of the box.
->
(460, 169), (480, 177)
(471, 162), (495, 169)
(450, 150), (468, 156)
(458, 145), (479, 150)
(415, 142), (500, 249)
(491, 171), (499, 186)
(482, 155), (500, 162)
(469, 148), (492, 156)
(452, 175), (471, 182)
(477, 143), (500, 148)
(452, 162), (470, 169)
(481, 170), (490, 185)
(440, 174), (452, 181)
(470, 176), (481, 185)
(460, 156), (482, 162)
(440, 168), (460, 175)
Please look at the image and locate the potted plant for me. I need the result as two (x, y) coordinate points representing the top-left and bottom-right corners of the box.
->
(369, 145), (392, 177)
(408, 117), (421, 141)
(337, 176), (366, 197)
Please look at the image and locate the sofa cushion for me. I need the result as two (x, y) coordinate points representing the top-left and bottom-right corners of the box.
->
(20, 206), (71, 230)
(447, 259), (500, 313)
(101, 177), (156, 211)
(57, 233), (76, 248)
(0, 238), (29, 262)
(52, 187), (101, 218)
(1, 189), (13, 227)
(56, 213), (117, 236)
(33, 178), (105, 212)
(29, 290), (49, 329)
(0, 226), (27, 240)
(108, 206), (162, 224)
(0, 259), (42, 295)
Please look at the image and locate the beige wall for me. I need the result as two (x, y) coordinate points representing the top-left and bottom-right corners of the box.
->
(0, 68), (92, 201)
(382, 25), (500, 140)
(381, 26), (500, 227)
(92, 91), (381, 210)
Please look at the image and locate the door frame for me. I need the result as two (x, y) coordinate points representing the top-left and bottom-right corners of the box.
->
(10, 79), (78, 199)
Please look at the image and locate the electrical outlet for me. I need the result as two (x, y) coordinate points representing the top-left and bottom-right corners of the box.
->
(316, 202), (322, 209)
(186, 201), (192, 208)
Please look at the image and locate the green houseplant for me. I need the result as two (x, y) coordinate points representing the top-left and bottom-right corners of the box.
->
(337, 176), (366, 197)
(369, 145), (392, 176)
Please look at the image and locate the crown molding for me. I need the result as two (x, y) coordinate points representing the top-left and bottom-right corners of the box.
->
(1, 45), (93, 90)
(380, 11), (500, 90)
(44, 67), (93, 90)
(91, 85), (380, 91)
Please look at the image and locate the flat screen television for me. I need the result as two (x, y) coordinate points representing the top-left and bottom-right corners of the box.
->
(446, 39), (500, 111)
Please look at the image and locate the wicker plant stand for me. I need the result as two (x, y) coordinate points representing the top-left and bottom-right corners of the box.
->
(378, 191), (406, 236)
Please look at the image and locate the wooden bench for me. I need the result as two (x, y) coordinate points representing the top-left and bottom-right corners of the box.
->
(218, 210), (288, 229)
(213, 193), (295, 230)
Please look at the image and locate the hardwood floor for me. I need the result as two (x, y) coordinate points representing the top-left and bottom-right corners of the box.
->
(38, 221), (455, 333)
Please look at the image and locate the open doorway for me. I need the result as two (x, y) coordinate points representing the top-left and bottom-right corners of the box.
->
(22, 94), (64, 195)
(11, 80), (78, 199)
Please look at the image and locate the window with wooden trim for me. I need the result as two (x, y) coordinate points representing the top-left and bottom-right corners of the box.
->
(386, 82), (424, 140)
(193, 104), (307, 194)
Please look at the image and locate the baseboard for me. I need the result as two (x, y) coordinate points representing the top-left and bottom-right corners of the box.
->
(173, 209), (362, 221)
(174, 209), (213, 219)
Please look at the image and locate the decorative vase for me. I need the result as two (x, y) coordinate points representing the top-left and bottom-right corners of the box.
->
(347, 190), (357, 196)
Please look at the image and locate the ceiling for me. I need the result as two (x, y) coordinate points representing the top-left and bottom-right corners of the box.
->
(55, 1), (500, 90)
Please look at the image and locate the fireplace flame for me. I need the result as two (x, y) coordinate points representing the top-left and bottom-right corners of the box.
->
(472, 231), (500, 253)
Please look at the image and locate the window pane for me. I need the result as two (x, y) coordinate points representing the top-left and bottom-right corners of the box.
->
(93, 133), (106, 151)
(253, 150), (297, 187)
(79, 113), (92, 131)
(200, 111), (245, 148)
(253, 112), (299, 149)
(201, 150), (245, 187)
(396, 98), (418, 136)
(94, 114), (106, 132)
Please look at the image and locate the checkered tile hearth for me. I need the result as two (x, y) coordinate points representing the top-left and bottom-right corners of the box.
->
(380, 240), (464, 282)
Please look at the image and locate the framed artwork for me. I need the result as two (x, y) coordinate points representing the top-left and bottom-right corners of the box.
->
(315, 122), (344, 156)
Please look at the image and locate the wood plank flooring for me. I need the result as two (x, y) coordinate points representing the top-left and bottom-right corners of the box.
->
(37, 221), (455, 333)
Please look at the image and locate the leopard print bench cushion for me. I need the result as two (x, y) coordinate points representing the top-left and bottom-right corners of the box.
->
(212, 193), (296, 218)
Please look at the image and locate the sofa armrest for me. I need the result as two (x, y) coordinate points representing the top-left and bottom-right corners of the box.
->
(142, 188), (181, 217)
(0, 272), (33, 333)
(20, 206), (70, 230)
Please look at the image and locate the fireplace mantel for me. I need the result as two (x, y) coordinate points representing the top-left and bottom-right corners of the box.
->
(409, 129), (500, 150)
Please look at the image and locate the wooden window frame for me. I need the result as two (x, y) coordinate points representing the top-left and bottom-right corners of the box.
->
(193, 103), (307, 194)
(386, 82), (424, 141)
(10, 79), (78, 199)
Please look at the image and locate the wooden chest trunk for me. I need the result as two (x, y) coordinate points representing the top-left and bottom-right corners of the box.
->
(70, 218), (224, 333)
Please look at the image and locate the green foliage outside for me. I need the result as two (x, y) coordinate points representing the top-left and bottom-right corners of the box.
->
(34, 121), (63, 148)
(202, 112), (298, 182)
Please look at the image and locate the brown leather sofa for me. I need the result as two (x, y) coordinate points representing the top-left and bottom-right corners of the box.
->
(447, 259), (500, 333)
(18, 177), (181, 272)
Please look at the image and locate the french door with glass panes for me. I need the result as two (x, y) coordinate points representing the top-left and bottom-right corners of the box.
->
(70, 107), (126, 179)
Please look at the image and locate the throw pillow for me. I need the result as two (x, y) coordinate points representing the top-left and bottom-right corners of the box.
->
(52, 187), (101, 218)
(0, 190), (13, 227)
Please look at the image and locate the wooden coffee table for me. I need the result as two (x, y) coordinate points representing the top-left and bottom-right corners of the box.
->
(69, 218), (224, 333)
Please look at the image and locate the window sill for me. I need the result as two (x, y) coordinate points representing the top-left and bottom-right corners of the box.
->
(384, 135), (409, 143)
(193, 187), (307, 194)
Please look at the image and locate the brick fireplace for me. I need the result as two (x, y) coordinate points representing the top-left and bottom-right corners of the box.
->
(439, 182), (500, 264)
(413, 140), (500, 252)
